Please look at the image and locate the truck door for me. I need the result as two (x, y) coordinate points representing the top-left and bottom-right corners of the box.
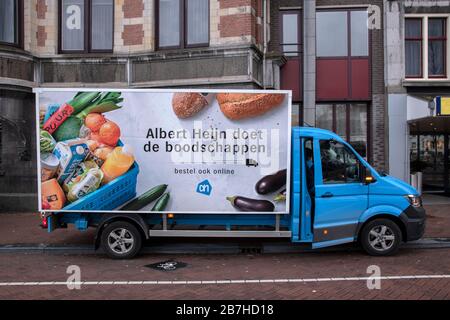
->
(312, 139), (368, 248)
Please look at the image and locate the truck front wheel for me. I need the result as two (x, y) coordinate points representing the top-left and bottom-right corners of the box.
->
(101, 221), (143, 259)
(360, 218), (402, 256)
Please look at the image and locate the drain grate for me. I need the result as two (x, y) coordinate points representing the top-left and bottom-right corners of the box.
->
(145, 260), (188, 272)
(240, 247), (263, 254)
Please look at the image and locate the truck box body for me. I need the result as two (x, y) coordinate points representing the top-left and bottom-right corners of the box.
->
(36, 89), (291, 214)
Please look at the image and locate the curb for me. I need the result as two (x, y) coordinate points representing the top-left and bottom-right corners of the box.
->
(0, 238), (449, 255)
(403, 238), (450, 249)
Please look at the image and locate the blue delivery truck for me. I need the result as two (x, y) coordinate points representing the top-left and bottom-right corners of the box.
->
(36, 89), (426, 259)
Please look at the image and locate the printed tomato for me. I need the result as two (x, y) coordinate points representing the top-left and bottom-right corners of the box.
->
(85, 113), (106, 132)
(99, 121), (121, 146)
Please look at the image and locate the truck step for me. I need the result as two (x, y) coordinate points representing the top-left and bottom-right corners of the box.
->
(149, 230), (292, 238)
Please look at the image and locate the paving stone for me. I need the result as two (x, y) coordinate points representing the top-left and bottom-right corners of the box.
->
(0, 249), (449, 299)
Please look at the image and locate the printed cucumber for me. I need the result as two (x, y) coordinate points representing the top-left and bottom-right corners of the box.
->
(120, 184), (168, 211)
(152, 193), (170, 212)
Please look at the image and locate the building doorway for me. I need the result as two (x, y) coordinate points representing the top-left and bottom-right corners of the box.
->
(409, 117), (450, 194)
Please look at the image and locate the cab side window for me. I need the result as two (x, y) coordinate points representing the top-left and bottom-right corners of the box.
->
(320, 140), (361, 184)
(304, 138), (314, 192)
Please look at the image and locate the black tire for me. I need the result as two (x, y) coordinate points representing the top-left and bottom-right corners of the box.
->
(360, 218), (402, 256)
(101, 221), (142, 259)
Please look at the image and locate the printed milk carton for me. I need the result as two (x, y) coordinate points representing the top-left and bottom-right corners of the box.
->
(53, 139), (89, 184)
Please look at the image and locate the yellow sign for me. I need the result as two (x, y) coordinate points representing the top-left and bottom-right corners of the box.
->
(440, 97), (450, 115)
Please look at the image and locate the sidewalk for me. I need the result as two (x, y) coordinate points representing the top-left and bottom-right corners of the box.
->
(0, 213), (95, 246)
(0, 203), (448, 246)
(421, 193), (450, 238)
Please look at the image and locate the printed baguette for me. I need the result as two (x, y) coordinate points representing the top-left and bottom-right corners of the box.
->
(216, 93), (285, 120)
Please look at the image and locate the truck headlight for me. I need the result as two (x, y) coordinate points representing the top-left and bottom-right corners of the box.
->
(405, 194), (422, 208)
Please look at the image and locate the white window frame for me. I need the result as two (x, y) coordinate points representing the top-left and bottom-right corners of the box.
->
(405, 14), (450, 81)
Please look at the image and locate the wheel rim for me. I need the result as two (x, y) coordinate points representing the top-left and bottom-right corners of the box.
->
(107, 228), (135, 255)
(368, 225), (396, 252)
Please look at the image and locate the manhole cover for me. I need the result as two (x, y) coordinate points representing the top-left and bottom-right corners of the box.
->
(146, 260), (188, 271)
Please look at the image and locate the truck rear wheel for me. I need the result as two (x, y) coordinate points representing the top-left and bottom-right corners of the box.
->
(101, 221), (142, 259)
(360, 218), (402, 256)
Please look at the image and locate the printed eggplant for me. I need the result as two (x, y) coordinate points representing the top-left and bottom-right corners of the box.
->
(226, 196), (275, 212)
(255, 169), (287, 195)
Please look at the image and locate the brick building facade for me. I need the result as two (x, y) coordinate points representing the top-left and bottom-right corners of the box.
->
(385, 0), (450, 194)
(270, 0), (386, 171)
(0, 0), (389, 211)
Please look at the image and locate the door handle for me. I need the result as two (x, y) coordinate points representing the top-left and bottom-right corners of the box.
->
(321, 192), (334, 198)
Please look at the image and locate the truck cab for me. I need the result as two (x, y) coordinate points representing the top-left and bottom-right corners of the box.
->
(292, 127), (426, 255)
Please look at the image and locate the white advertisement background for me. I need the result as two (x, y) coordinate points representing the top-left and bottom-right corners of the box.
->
(39, 90), (291, 213)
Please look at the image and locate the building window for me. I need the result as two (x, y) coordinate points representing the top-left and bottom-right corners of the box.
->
(91, 0), (114, 51)
(351, 10), (369, 56)
(317, 11), (348, 57)
(281, 11), (301, 56)
(405, 16), (448, 79)
(59, 0), (114, 53)
(157, 0), (209, 49)
(316, 103), (368, 158)
(280, 10), (302, 104)
(316, 9), (368, 58)
(405, 18), (423, 77)
(0, 0), (22, 47)
(316, 9), (370, 100)
(428, 18), (446, 77)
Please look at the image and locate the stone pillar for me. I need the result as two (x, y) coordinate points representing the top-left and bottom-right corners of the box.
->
(303, 0), (316, 126)
(385, 0), (408, 180)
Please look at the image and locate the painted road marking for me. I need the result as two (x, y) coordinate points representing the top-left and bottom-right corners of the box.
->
(0, 275), (450, 287)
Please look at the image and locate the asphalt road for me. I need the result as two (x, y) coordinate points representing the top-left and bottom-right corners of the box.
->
(0, 247), (449, 300)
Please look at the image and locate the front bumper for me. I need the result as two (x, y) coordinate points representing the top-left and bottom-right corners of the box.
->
(400, 205), (426, 241)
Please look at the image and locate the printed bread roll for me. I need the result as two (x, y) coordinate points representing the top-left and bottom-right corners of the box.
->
(172, 93), (210, 119)
(216, 93), (285, 120)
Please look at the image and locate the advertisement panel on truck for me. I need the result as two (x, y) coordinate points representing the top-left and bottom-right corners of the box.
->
(35, 89), (292, 214)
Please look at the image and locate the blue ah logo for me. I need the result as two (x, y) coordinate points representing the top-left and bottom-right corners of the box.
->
(196, 179), (212, 196)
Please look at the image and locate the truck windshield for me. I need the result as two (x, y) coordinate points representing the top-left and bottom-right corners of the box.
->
(320, 140), (361, 184)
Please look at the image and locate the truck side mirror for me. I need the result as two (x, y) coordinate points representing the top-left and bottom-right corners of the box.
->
(365, 175), (375, 184)
(363, 166), (376, 184)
